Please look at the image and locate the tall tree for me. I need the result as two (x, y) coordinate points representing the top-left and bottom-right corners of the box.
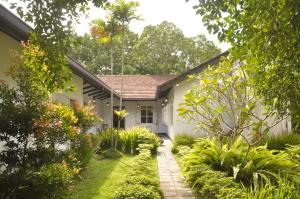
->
(132, 21), (221, 74)
(89, 17), (122, 128)
(107, 0), (141, 128)
(70, 30), (138, 75)
(189, 0), (300, 129)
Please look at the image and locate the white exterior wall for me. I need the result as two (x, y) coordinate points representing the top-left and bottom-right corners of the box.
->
(163, 79), (206, 139)
(52, 74), (84, 106)
(165, 78), (291, 139)
(0, 31), (20, 88)
(99, 98), (166, 134)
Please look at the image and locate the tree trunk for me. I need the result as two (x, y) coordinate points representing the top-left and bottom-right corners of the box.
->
(110, 34), (114, 128)
(118, 21), (125, 129)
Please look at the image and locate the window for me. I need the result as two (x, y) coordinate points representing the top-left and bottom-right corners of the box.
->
(141, 106), (153, 123)
(70, 99), (76, 109)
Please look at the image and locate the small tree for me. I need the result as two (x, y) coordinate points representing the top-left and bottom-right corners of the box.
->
(178, 57), (284, 146)
(90, 17), (122, 128)
(107, 0), (141, 128)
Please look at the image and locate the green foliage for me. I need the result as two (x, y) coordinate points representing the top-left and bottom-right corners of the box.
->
(97, 128), (120, 151)
(0, 162), (78, 199)
(100, 148), (123, 159)
(72, 32), (138, 75)
(184, 163), (246, 199)
(176, 145), (192, 158)
(113, 148), (163, 199)
(171, 144), (179, 154)
(258, 133), (300, 150)
(132, 22), (221, 74)
(174, 134), (195, 147)
(73, 101), (101, 133)
(71, 21), (220, 75)
(245, 177), (300, 199)
(178, 57), (279, 143)
(120, 127), (161, 154)
(185, 137), (300, 187)
(71, 133), (96, 167)
(190, 0), (300, 129)
(9, 0), (108, 92)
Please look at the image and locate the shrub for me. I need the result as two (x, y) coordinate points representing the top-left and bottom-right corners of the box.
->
(174, 134), (195, 147)
(184, 163), (246, 199)
(0, 162), (78, 199)
(97, 128), (120, 151)
(73, 101), (101, 133)
(114, 184), (161, 199)
(71, 133), (95, 167)
(100, 149), (123, 159)
(185, 136), (300, 187)
(120, 127), (160, 154)
(171, 144), (179, 154)
(176, 145), (192, 157)
(258, 133), (300, 150)
(113, 148), (163, 199)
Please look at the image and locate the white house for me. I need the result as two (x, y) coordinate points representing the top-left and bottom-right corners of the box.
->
(0, 5), (290, 139)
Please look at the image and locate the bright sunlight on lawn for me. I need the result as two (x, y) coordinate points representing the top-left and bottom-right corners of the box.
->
(63, 155), (159, 199)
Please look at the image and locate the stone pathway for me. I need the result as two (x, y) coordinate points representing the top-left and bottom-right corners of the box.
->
(157, 137), (195, 199)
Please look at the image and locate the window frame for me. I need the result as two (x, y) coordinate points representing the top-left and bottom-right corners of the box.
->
(140, 106), (153, 124)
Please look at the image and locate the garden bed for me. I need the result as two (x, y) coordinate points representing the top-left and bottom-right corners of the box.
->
(63, 154), (159, 199)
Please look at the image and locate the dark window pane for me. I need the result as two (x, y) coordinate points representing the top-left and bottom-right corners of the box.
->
(141, 106), (147, 110)
(148, 109), (153, 117)
(141, 110), (147, 117)
(148, 117), (153, 123)
(141, 117), (147, 123)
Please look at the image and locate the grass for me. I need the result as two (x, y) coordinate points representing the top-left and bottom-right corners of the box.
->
(63, 154), (158, 199)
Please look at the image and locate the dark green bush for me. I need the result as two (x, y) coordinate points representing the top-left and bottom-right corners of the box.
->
(100, 148), (123, 159)
(184, 137), (300, 188)
(113, 148), (163, 199)
(171, 144), (179, 154)
(97, 128), (121, 151)
(71, 133), (95, 167)
(258, 133), (300, 150)
(174, 134), (195, 147)
(0, 162), (78, 199)
(120, 127), (161, 154)
(114, 184), (161, 199)
(184, 163), (246, 199)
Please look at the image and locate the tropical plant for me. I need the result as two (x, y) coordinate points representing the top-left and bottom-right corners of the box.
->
(188, 0), (300, 130)
(185, 137), (300, 187)
(97, 128), (121, 151)
(174, 134), (195, 147)
(72, 101), (101, 133)
(90, 17), (122, 128)
(257, 133), (300, 150)
(107, 0), (141, 128)
(184, 163), (246, 199)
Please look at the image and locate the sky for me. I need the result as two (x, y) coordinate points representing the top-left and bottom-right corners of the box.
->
(3, 0), (230, 51)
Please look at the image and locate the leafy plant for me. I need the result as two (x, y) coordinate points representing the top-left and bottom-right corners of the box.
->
(113, 148), (163, 199)
(184, 163), (246, 199)
(97, 128), (121, 151)
(258, 133), (300, 150)
(120, 127), (160, 154)
(174, 134), (195, 147)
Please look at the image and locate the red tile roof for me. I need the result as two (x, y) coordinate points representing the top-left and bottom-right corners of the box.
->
(97, 75), (177, 100)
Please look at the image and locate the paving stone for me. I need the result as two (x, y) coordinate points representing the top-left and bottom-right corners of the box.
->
(157, 137), (195, 199)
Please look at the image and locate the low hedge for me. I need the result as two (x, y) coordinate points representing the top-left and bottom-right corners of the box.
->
(113, 145), (163, 199)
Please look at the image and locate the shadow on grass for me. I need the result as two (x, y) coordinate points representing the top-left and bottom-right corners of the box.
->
(63, 155), (135, 199)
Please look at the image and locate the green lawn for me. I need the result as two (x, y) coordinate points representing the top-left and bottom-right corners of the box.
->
(63, 155), (158, 199)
